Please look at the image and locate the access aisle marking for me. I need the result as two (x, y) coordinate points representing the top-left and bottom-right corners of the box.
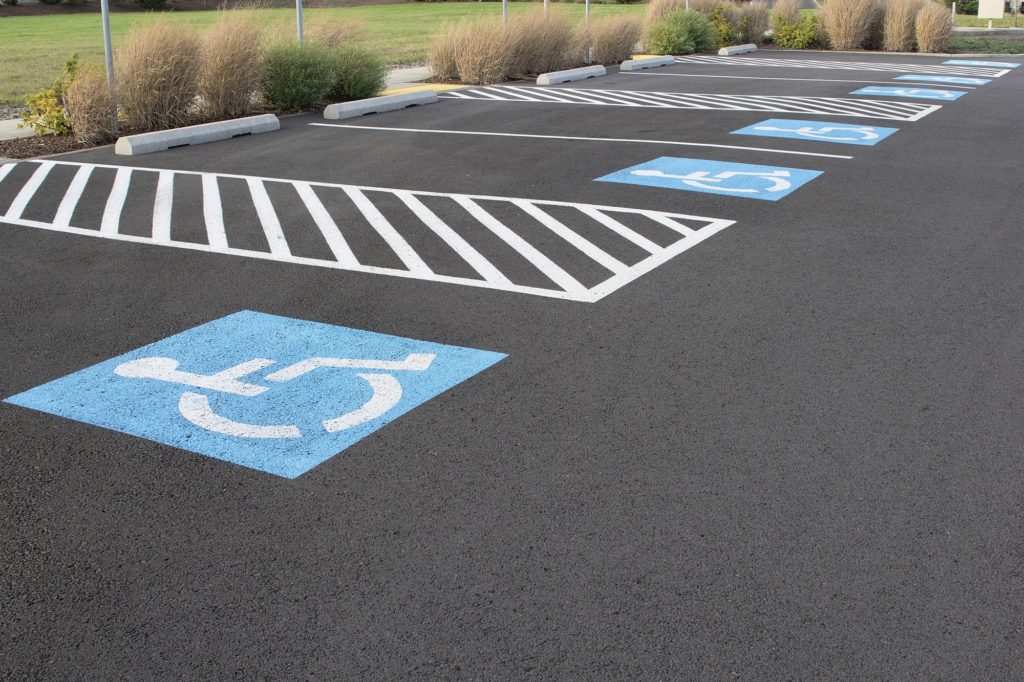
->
(730, 119), (898, 146)
(943, 59), (1020, 68)
(4, 311), (507, 479)
(674, 55), (1011, 77)
(0, 160), (734, 303)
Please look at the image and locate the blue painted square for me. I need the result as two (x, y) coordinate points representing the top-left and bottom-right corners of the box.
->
(595, 157), (821, 201)
(4, 311), (507, 478)
(893, 74), (990, 86)
(850, 86), (964, 101)
(730, 118), (898, 146)
(943, 59), (1019, 68)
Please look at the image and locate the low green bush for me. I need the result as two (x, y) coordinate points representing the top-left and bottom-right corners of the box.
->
(263, 43), (339, 111)
(646, 9), (718, 55)
(940, 0), (978, 13)
(710, 6), (743, 48)
(772, 14), (823, 49)
(327, 45), (387, 101)
(19, 54), (78, 136)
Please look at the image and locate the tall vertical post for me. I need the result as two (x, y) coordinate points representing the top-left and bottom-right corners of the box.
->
(296, 0), (304, 43)
(951, 1), (956, 22)
(503, 0), (508, 28)
(100, 0), (117, 136)
(585, 0), (590, 25)
(544, 0), (549, 16)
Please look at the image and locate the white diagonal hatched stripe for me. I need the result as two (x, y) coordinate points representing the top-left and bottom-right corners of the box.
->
(4, 161), (54, 221)
(0, 160), (736, 303)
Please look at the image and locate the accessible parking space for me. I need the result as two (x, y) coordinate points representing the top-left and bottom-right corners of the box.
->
(3, 49), (1024, 678)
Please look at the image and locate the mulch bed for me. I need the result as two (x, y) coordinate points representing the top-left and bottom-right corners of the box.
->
(0, 134), (97, 159)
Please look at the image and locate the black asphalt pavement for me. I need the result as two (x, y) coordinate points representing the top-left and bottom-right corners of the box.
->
(2, 51), (1023, 678)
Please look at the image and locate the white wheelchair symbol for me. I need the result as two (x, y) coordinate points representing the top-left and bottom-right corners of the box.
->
(632, 168), (792, 194)
(113, 353), (435, 439)
(753, 125), (880, 142)
(889, 88), (955, 99)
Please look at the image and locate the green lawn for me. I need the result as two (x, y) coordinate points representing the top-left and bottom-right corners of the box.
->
(0, 2), (645, 103)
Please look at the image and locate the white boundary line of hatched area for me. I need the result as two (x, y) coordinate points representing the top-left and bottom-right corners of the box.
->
(673, 55), (1012, 78)
(0, 161), (735, 303)
(439, 86), (942, 121)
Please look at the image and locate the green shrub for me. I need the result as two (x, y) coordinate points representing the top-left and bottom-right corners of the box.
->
(19, 54), (78, 136)
(941, 0), (978, 12)
(327, 45), (387, 102)
(772, 14), (823, 48)
(38, 0), (64, 4)
(135, 0), (168, 8)
(646, 9), (718, 55)
(263, 43), (338, 111)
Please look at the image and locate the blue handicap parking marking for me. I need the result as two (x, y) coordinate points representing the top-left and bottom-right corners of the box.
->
(4, 311), (507, 479)
(595, 157), (821, 201)
(851, 86), (965, 101)
(943, 59), (1020, 68)
(893, 74), (990, 85)
(730, 118), (898, 146)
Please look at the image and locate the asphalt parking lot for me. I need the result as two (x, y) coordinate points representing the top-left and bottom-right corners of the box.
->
(2, 51), (1023, 678)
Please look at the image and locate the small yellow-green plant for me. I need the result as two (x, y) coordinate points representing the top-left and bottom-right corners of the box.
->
(20, 53), (78, 136)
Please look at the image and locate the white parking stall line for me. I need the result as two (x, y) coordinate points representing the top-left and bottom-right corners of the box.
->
(0, 162), (15, 184)
(438, 86), (941, 121)
(674, 55), (1010, 77)
(100, 167), (132, 235)
(311, 123), (854, 160)
(4, 161), (54, 221)
(623, 72), (978, 89)
(0, 160), (735, 303)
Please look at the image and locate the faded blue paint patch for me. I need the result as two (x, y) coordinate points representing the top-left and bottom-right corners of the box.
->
(893, 75), (990, 85)
(595, 157), (821, 201)
(943, 59), (1020, 68)
(4, 311), (507, 478)
(730, 119), (898, 146)
(851, 86), (965, 101)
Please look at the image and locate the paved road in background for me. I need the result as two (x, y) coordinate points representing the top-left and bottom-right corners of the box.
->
(2, 51), (1023, 678)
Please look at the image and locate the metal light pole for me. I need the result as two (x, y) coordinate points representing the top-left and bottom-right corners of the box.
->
(503, 0), (508, 28)
(100, 0), (117, 135)
(296, 0), (304, 43)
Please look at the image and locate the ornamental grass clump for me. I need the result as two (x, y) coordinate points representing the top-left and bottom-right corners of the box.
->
(198, 13), (265, 119)
(116, 22), (201, 131)
(915, 0), (953, 52)
(820, 0), (880, 49)
(454, 19), (514, 85)
(882, 0), (925, 51)
(587, 15), (643, 65)
(63, 64), (113, 144)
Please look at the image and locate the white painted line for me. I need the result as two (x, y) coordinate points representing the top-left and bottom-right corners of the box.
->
(201, 174), (229, 250)
(247, 178), (292, 258)
(292, 181), (360, 268)
(309, 123), (854, 160)
(513, 200), (628, 275)
(0, 162), (15, 184)
(100, 167), (132, 235)
(394, 190), (512, 285)
(4, 161), (53, 221)
(53, 164), (94, 227)
(644, 213), (697, 237)
(454, 195), (589, 297)
(343, 187), (433, 275)
(152, 170), (174, 242)
(623, 72), (978, 89)
(577, 207), (661, 255)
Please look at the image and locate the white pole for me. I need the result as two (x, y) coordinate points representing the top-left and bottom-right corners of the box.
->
(544, 0), (549, 16)
(951, 1), (955, 22)
(296, 0), (304, 43)
(503, 0), (508, 28)
(585, 0), (590, 25)
(99, 0), (117, 135)
(686, 0), (690, 10)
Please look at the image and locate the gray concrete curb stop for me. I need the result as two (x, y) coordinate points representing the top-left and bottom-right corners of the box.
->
(719, 44), (758, 56)
(324, 91), (438, 120)
(115, 114), (280, 156)
(536, 65), (606, 85)
(619, 56), (676, 72)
